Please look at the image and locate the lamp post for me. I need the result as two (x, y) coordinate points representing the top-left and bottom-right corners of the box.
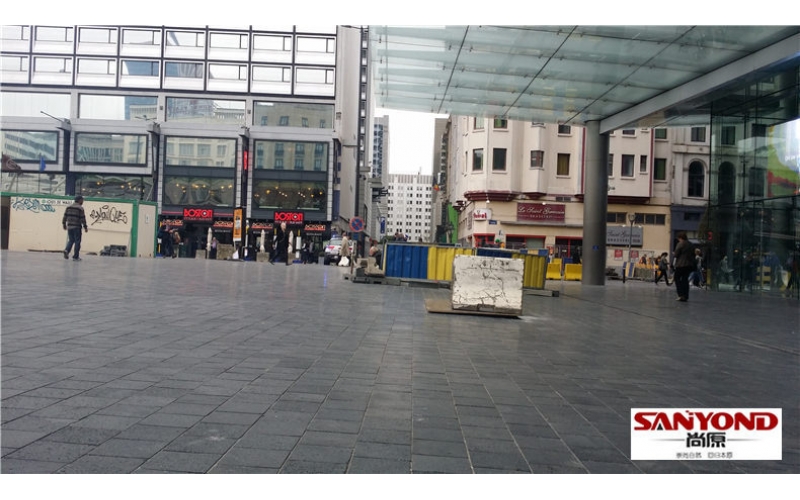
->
(623, 212), (636, 283)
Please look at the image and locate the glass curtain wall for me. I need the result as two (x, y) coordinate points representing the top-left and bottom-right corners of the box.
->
(707, 66), (800, 299)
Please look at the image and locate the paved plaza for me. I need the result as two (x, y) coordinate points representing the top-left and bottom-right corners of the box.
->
(1, 250), (798, 473)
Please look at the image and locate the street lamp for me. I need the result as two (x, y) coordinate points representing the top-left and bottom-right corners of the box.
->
(623, 212), (636, 283)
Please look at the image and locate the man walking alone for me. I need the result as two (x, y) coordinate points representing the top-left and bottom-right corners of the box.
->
(62, 195), (88, 261)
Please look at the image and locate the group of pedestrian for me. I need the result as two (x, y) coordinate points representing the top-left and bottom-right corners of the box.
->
(157, 225), (181, 258)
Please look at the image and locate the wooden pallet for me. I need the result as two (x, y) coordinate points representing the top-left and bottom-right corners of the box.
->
(424, 298), (520, 318)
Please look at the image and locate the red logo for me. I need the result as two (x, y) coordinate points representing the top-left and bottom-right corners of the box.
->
(633, 411), (779, 431)
(274, 212), (304, 224)
(183, 208), (214, 220)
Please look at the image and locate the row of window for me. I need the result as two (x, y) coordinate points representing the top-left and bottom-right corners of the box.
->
(2, 92), (333, 128)
(472, 118), (710, 144)
(1, 26), (336, 64)
(0, 130), (330, 172)
(1, 55), (335, 95)
(608, 212), (667, 225)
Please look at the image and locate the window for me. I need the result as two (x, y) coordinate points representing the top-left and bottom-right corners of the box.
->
(162, 176), (234, 207)
(166, 98), (244, 125)
(621, 155), (635, 177)
(654, 158), (667, 181)
(607, 212), (627, 224)
(558, 124), (571, 135)
(295, 143), (305, 155)
(209, 33), (248, 49)
(557, 153), (570, 176)
(472, 149), (483, 171)
(165, 137), (236, 168)
(530, 150), (544, 168)
(688, 161), (705, 197)
(691, 127), (706, 142)
(294, 158), (304, 170)
(301, 117), (309, 128)
(164, 62), (203, 78)
(279, 116), (289, 126)
(721, 126), (736, 146)
(0, 130), (58, 162)
(607, 154), (614, 177)
(274, 158), (284, 169)
(622, 129), (636, 136)
(121, 60), (159, 77)
(654, 128), (667, 140)
(121, 29), (159, 45)
(275, 143), (284, 156)
(166, 31), (204, 47)
(493, 118), (507, 129)
(75, 174), (151, 200)
(474, 117), (484, 130)
(748, 167), (765, 197)
(75, 133), (148, 165)
(492, 148), (507, 171)
(36, 26), (73, 42)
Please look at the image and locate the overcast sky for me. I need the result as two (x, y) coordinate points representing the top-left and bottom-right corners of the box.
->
(376, 108), (449, 175)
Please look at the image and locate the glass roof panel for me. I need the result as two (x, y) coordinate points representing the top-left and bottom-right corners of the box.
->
(370, 25), (800, 127)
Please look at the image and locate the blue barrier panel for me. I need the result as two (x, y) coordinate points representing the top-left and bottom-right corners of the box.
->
(385, 243), (429, 279)
(476, 248), (514, 259)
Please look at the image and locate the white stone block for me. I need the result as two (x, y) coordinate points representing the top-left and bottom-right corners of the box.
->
(451, 255), (523, 315)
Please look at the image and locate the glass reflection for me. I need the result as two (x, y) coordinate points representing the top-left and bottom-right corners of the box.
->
(253, 101), (333, 128)
(1, 172), (65, 195)
(254, 139), (328, 171)
(165, 137), (235, 167)
(75, 133), (147, 165)
(252, 180), (325, 210)
(79, 94), (158, 120)
(163, 176), (234, 206)
(1, 130), (58, 162)
(75, 174), (152, 200)
(166, 98), (245, 124)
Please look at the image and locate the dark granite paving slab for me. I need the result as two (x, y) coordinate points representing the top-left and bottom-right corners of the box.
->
(2, 251), (798, 474)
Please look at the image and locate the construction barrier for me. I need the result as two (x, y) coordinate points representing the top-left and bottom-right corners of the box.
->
(383, 243), (548, 289)
(546, 262), (562, 280)
(564, 263), (582, 281)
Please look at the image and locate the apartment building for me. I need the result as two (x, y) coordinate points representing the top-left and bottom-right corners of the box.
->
(447, 117), (710, 268)
(386, 173), (433, 242)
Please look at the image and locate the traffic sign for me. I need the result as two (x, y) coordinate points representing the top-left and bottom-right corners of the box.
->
(349, 217), (364, 233)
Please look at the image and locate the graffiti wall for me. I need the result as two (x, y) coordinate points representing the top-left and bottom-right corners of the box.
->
(6, 195), (154, 256)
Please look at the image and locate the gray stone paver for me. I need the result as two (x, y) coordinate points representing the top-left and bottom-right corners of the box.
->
(1, 250), (798, 474)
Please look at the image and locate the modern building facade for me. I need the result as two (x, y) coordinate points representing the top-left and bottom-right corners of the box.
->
(386, 173), (433, 242)
(0, 24), (368, 255)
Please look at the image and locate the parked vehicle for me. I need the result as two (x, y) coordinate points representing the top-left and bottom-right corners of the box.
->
(324, 237), (355, 265)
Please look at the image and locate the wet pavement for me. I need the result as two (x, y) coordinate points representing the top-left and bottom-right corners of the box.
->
(1, 250), (798, 473)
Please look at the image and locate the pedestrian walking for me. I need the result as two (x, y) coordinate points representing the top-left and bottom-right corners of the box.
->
(62, 195), (88, 261)
(672, 232), (694, 302)
(654, 252), (670, 285)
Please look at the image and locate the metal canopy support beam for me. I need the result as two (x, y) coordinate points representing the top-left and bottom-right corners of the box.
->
(582, 121), (609, 286)
(600, 33), (800, 133)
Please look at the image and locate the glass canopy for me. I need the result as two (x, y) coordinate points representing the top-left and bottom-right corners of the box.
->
(369, 26), (800, 130)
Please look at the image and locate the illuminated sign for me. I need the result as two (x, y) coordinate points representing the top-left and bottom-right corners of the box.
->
(183, 208), (214, 221)
(304, 223), (326, 232)
(250, 222), (273, 231)
(213, 220), (233, 229)
(274, 211), (304, 224)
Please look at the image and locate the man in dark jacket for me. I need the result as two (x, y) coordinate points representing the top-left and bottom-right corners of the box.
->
(62, 195), (89, 261)
(672, 231), (694, 302)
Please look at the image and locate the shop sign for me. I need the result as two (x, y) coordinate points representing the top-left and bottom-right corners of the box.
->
(233, 208), (243, 241)
(162, 218), (183, 227)
(614, 249), (623, 259)
(250, 222), (273, 231)
(274, 211), (304, 225)
(473, 208), (491, 220)
(213, 220), (233, 229)
(607, 226), (643, 246)
(517, 203), (565, 222)
(183, 208), (214, 221)
(304, 223), (326, 232)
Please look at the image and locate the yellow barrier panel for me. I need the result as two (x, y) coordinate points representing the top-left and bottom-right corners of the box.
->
(564, 263), (582, 281)
(546, 262), (562, 280)
(427, 246), (474, 281)
(518, 254), (547, 289)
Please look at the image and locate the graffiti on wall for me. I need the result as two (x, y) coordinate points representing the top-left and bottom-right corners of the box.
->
(89, 205), (129, 226)
(11, 197), (60, 213)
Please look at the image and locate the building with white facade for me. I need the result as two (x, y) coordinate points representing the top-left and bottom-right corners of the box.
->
(386, 173), (433, 242)
(0, 24), (368, 256)
(446, 117), (710, 268)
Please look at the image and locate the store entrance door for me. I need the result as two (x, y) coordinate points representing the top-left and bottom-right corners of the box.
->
(183, 222), (212, 258)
